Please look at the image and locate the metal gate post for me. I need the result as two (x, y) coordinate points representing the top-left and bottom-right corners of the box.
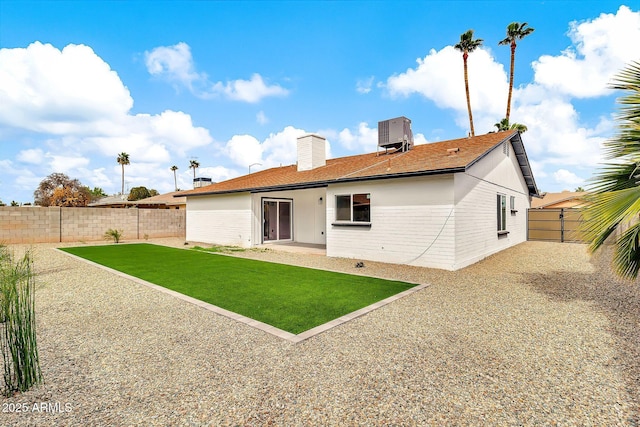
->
(560, 208), (565, 242)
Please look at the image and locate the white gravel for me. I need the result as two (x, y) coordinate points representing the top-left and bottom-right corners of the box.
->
(0, 239), (638, 425)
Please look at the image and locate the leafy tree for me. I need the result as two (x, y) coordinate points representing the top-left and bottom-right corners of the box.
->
(454, 30), (483, 136)
(170, 165), (179, 191)
(499, 22), (534, 122)
(88, 187), (107, 201)
(34, 173), (89, 207)
(128, 186), (152, 201)
(575, 187), (586, 192)
(149, 189), (159, 197)
(0, 199), (4, 206)
(50, 186), (91, 207)
(117, 152), (130, 196)
(189, 160), (200, 182)
(583, 61), (640, 279)
(494, 118), (528, 133)
(10, 201), (19, 207)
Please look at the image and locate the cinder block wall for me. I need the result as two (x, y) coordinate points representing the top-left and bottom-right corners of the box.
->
(60, 208), (139, 242)
(0, 207), (61, 244)
(139, 209), (186, 239)
(0, 207), (186, 244)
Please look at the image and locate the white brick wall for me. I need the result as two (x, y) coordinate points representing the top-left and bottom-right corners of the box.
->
(186, 193), (252, 247)
(326, 176), (458, 270)
(453, 141), (530, 269)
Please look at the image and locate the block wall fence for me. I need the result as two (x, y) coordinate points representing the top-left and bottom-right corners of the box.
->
(0, 206), (186, 244)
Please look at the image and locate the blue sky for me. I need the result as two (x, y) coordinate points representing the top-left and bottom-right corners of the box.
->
(0, 1), (638, 203)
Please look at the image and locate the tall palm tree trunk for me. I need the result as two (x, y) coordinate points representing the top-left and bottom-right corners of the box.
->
(463, 52), (475, 136)
(506, 42), (516, 121)
(121, 165), (125, 195)
(173, 170), (177, 191)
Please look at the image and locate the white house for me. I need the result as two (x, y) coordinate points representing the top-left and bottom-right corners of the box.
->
(179, 130), (539, 270)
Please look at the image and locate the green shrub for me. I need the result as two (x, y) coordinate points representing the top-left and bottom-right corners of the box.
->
(0, 246), (43, 396)
(104, 229), (123, 244)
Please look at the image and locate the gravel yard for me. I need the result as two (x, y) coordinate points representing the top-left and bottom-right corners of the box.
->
(1, 239), (638, 425)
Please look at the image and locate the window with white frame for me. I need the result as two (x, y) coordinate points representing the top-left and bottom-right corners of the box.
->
(510, 195), (516, 211)
(497, 194), (507, 232)
(335, 193), (370, 222)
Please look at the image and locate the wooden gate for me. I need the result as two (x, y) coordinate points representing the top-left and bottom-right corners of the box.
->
(527, 208), (587, 243)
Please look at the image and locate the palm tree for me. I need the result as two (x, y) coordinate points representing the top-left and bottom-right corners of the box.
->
(494, 117), (528, 133)
(117, 152), (130, 196)
(454, 30), (483, 137)
(583, 61), (640, 279)
(189, 160), (200, 186)
(499, 22), (534, 122)
(170, 165), (179, 191)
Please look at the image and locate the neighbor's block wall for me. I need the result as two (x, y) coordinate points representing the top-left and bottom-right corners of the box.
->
(60, 208), (138, 242)
(0, 206), (185, 244)
(139, 209), (186, 238)
(0, 207), (61, 244)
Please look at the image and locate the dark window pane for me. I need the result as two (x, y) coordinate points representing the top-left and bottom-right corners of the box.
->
(353, 193), (370, 222)
(336, 195), (351, 221)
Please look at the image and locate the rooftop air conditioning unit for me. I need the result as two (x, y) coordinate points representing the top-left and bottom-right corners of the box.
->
(378, 116), (414, 152)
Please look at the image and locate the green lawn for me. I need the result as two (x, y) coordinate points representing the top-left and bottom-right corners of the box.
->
(60, 244), (416, 334)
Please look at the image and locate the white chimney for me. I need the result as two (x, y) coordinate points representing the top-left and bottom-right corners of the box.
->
(297, 134), (326, 171)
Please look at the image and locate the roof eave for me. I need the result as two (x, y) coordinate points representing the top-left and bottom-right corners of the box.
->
(183, 167), (465, 197)
(466, 131), (540, 197)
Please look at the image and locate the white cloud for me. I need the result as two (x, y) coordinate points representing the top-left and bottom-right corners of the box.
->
(211, 73), (289, 103)
(533, 6), (640, 98)
(47, 154), (90, 173)
(198, 166), (238, 183)
(356, 76), (375, 94)
(144, 42), (205, 91)
(0, 42), (214, 197)
(262, 126), (309, 167)
(553, 169), (585, 188)
(338, 122), (378, 151)
(147, 110), (212, 155)
(145, 43), (288, 103)
(414, 133), (429, 145)
(0, 42), (133, 133)
(16, 148), (44, 164)
(336, 122), (428, 152)
(386, 46), (507, 126)
(223, 126), (331, 171)
(225, 134), (264, 167)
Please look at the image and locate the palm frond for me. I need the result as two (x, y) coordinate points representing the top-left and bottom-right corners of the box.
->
(612, 223), (640, 280)
(583, 186), (640, 253)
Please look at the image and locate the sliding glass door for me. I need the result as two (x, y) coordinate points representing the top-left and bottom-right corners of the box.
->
(263, 199), (292, 242)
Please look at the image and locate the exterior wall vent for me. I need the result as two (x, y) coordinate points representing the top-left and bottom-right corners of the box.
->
(378, 116), (414, 152)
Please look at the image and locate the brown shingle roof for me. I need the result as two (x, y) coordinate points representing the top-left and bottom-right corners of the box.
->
(531, 191), (588, 209)
(179, 131), (537, 197)
(136, 191), (186, 206)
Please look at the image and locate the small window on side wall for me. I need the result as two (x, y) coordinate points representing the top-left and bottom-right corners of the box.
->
(497, 194), (507, 232)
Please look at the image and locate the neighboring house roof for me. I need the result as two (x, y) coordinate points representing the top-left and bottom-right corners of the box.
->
(88, 195), (136, 207)
(531, 191), (588, 209)
(135, 191), (186, 207)
(89, 191), (186, 208)
(178, 131), (539, 198)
